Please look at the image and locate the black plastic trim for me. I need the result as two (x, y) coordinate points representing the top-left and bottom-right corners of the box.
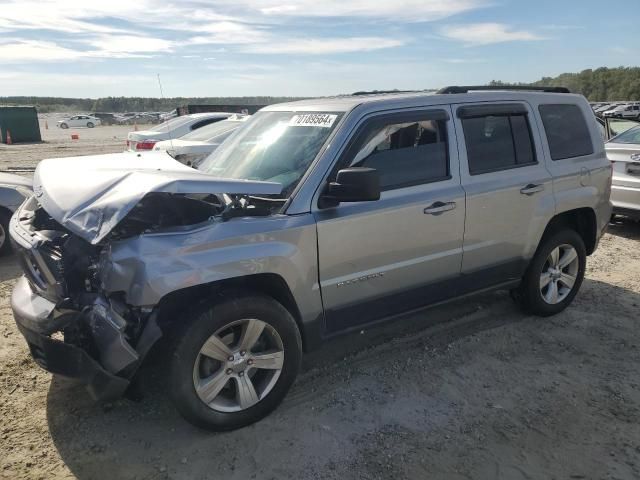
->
(457, 104), (528, 118)
(324, 260), (526, 334)
(439, 85), (570, 95)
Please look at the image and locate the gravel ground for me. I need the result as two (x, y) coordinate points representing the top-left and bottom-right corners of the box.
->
(0, 129), (639, 480)
(0, 121), (152, 172)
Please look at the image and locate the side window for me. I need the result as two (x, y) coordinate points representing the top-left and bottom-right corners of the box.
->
(461, 111), (536, 175)
(344, 113), (450, 190)
(538, 104), (594, 160)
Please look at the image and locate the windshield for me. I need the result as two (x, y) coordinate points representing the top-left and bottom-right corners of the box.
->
(198, 111), (343, 197)
(180, 119), (244, 142)
(609, 125), (640, 144)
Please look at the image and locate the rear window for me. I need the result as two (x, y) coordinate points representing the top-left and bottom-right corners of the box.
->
(539, 104), (594, 160)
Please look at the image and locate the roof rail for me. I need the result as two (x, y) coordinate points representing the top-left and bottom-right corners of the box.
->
(437, 85), (571, 94)
(351, 89), (418, 96)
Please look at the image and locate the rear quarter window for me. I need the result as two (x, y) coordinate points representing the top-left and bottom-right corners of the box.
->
(538, 104), (594, 160)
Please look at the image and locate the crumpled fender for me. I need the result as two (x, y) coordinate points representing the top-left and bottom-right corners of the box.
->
(99, 214), (324, 325)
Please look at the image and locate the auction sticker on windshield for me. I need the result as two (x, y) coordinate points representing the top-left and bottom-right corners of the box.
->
(289, 114), (337, 128)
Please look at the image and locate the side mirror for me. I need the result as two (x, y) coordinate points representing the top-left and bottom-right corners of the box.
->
(323, 167), (380, 205)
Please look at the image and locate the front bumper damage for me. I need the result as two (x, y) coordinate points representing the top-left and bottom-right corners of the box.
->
(10, 193), (163, 401)
(12, 277), (161, 401)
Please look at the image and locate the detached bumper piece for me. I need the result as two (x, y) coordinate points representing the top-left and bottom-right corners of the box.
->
(11, 277), (160, 402)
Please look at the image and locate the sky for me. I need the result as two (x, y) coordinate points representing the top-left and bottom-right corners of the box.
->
(0, 0), (638, 98)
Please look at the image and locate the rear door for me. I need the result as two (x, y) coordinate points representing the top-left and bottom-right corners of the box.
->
(314, 107), (466, 333)
(454, 102), (554, 288)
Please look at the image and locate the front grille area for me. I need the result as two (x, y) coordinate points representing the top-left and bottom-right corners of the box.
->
(11, 197), (68, 303)
(17, 245), (66, 302)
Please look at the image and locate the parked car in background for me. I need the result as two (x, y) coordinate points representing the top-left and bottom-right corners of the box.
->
(153, 115), (249, 167)
(160, 109), (178, 121)
(606, 124), (640, 219)
(91, 113), (119, 126)
(11, 86), (611, 431)
(116, 113), (160, 125)
(126, 112), (233, 151)
(57, 115), (101, 129)
(0, 173), (32, 254)
(604, 103), (640, 120)
(598, 104), (624, 117)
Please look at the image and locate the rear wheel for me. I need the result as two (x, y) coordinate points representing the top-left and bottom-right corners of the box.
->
(168, 293), (302, 431)
(516, 229), (586, 316)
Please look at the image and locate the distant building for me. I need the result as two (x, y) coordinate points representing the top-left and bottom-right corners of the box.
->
(176, 104), (267, 116)
(0, 106), (42, 143)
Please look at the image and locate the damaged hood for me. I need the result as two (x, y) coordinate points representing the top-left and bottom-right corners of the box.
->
(33, 152), (282, 244)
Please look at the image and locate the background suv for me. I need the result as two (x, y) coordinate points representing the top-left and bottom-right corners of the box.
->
(11, 86), (612, 431)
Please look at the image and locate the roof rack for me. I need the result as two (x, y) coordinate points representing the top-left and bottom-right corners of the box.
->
(351, 89), (418, 96)
(437, 85), (571, 94)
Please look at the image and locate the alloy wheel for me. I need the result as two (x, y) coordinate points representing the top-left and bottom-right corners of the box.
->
(192, 319), (284, 412)
(539, 244), (580, 304)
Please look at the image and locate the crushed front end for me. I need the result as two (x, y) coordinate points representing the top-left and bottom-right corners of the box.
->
(10, 195), (161, 401)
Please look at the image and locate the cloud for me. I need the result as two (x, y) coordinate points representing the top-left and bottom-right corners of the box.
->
(0, 36), (173, 63)
(185, 21), (270, 45)
(230, 0), (487, 21)
(441, 23), (543, 46)
(241, 37), (404, 54)
(88, 35), (174, 54)
(0, 40), (85, 61)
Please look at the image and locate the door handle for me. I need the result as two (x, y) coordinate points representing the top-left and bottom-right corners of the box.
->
(520, 183), (545, 195)
(424, 201), (456, 215)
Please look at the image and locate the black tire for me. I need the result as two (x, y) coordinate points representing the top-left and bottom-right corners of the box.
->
(168, 293), (302, 431)
(87, 122), (95, 128)
(516, 229), (586, 316)
(60, 123), (68, 129)
(0, 210), (12, 256)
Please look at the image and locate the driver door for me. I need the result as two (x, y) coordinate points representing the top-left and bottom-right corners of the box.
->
(314, 108), (466, 333)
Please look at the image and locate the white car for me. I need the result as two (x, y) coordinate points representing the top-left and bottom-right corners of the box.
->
(57, 115), (101, 129)
(153, 115), (249, 167)
(604, 104), (640, 120)
(127, 113), (232, 151)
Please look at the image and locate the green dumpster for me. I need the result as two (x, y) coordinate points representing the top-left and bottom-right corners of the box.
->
(0, 106), (42, 144)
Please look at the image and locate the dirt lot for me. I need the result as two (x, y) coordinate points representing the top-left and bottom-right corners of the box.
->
(1, 128), (639, 480)
(0, 121), (152, 172)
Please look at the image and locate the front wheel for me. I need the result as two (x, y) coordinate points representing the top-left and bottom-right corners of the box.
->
(169, 293), (302, 431)
(60, 123), (68, 129)
(87, 122), (95, 128)
(516, 229), (586, 316)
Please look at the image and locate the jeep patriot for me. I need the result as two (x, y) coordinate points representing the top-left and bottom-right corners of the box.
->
(11, 86), (612, 430)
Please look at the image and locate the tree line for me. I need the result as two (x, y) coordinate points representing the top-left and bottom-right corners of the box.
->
(490, 67), (640, 101)
(0, 96), (303, 113)
(1, 67), (638, 112)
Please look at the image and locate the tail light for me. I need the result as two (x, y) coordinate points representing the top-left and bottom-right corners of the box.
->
(135, 140), (157, 151)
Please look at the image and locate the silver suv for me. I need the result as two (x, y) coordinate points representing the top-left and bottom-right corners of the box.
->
(11, 86), (612, 430)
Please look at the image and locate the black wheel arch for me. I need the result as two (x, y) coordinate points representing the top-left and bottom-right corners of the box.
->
(154, 273), (312, 351)
(540, 207), (598, 255)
